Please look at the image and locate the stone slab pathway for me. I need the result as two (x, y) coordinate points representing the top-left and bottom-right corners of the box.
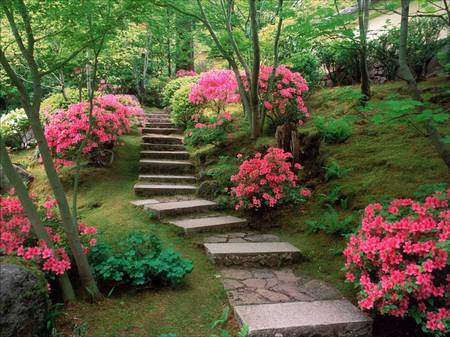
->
(132, 109), (372, 336)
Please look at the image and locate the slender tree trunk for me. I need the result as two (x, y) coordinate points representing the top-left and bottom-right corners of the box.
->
(249, 0), (261, 139)
(358, 0), (371, 104)
(399, 0), (450, 169)
(1, 143), (76, 302)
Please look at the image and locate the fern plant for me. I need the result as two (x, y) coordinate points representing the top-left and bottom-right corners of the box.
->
(324, 160), (352, 181)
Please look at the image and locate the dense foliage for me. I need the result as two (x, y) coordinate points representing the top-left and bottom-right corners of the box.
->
(162, 76), (199, 107)
(184, 112), (236, 147)
(344, 191), (450, 336)
(0, 108), (34, 149)
(89, 231), (193, 288)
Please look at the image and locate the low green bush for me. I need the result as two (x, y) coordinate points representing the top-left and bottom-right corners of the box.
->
(171, 84), (200, 128)
(313, 116), (352, 143)
(289, 52), (322, 89)
(324, 160), (352, 181)
(89, 231), (193, 289)
(306, 207), (354, 236)
(162, 76), (198, 107)
(184, 114), (235, 147)
(0, 108), (34, 149)
(41, 88), (88, 114)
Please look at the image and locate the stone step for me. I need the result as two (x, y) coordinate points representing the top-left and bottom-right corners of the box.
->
(134, 183), (197, 196)
(144, 199), (216, 219)
(204, 242), (301, 267)
(142, 134), (183, 145)
(141, 143), (186, 151)
(169, 215), (248, 234)
(139, 174), (197, 184)
(145, 122), (175, 128)
(234, 300), (372, 337)
(130, 199), (160, 207)
(142, 127), (182, 135)
(140, 150), (189, 160)
(139, 159), (194, 174)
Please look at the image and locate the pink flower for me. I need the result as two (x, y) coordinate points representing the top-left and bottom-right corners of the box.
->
(301, 188), (312, 197)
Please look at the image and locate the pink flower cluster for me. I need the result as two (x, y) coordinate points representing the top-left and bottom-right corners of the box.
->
(44, 94), (144, 167)
(189, 70), (240, 113)
(1, 194), (97, 276)
(176, 69), (198, 77)
(344, 191), (450, 335)
(242, 65), (310, 124)
(230, 147), (310, 211)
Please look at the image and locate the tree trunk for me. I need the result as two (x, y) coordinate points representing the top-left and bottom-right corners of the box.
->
(26, 101), (101, 300)
(275, 123), (300, 161)
(249, 0), (261, 140)
(358, 0), (371, 104)
(0, 143), (76, 302)
(399, 0), (450, 169)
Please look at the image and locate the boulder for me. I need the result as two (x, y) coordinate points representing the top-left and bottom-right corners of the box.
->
(0, 163), (34, 194)
(0, 262), (49, 337)
(197, 180), (219, 199)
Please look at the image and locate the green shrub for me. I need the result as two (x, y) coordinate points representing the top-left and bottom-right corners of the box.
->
(306, 207), (354, 236)
(145, 76), (169, 107)
(324, 160), (352, 181)
(171, 84), (200, 128)
(89, 231), (193, 289)
(289, 52), (322, 89)
(318, 185), (350, 209)
(184, 114), (235, 148)
(41, 88), (88, 114)
(0, 108), (34, 149)
(162, 76), (198, 107)
(313, 116), (352, 143)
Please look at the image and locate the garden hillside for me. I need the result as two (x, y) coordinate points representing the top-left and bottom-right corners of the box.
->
(1, 1), (449, 337)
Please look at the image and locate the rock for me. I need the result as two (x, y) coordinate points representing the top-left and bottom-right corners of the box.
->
(0, 262), (49, 337)
(197, 180), (219, 199)
(0, 163), (34, 194)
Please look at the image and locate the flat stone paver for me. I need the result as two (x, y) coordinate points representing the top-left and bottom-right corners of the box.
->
(138, 174), (197, 183)
(203, 232), (280, 244)
(130, 199), (160, 207)
(144, 199), (216, 218)
(234, 300), (372, 337)
(205, 242), (301, 267)
(134, 183), (197, 196)
(170, 215), (247, 234)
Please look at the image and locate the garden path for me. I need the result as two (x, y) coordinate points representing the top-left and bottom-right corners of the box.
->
(132, 109), (372, 337)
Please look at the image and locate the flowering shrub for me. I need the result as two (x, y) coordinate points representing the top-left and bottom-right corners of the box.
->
(242, 65), (310, 126)
(343, 191), (450, 336)
(176, 69), (197, 77)
(41, 88), (89, 114)
(0, 194), (97, 277)
(184, 112), (235, 147)
(0, 108), (34, 149)
(189, 69), (239, 114)
(230, 148), (310, 211)
(44, 94), (144, 167)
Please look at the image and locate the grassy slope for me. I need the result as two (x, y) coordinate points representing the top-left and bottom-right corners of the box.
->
(13, 130), (229, 337)
(199, 77), (449, 298)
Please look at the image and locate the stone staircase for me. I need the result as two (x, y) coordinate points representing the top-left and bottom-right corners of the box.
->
(132, 109), (372, 337)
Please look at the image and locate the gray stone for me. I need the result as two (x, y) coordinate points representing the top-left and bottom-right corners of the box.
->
(252, 270), (275, 279)
(130, 199), (160, 207)
(242, 278), (267, 289)
(0, 164), (34, 194)
(140, 150), (189, 160)
(134, 183), (197, 196)
(255, 289), (291, 303)
(234, 300), (373, 337)
(0, 263), (49, 337)
(223, 279), (244, 290)
(273, 270), (299, 283)
(245, 234), (280, 242)
(139, 159), (194, 174)
(170, 215), (247, 234)
(197, 180), (219, 199)
(144, 199), (216, 218)
(221, 268), (253, 280)
(203, 235), (229, 244)
(138, 174), (197, 184)
(301, 280), (342, 300)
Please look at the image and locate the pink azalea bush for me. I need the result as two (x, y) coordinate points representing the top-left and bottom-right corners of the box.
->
(44, 94), (144, 167)
(0, 193), (97, 277)
(230, 147), (311, 211)
(344, 191), (450, 336)
(241, 65), (310, 125)
(176, 69), (197, 78)
(189, 69), (240, 114)
(184, 112), (236, 147)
